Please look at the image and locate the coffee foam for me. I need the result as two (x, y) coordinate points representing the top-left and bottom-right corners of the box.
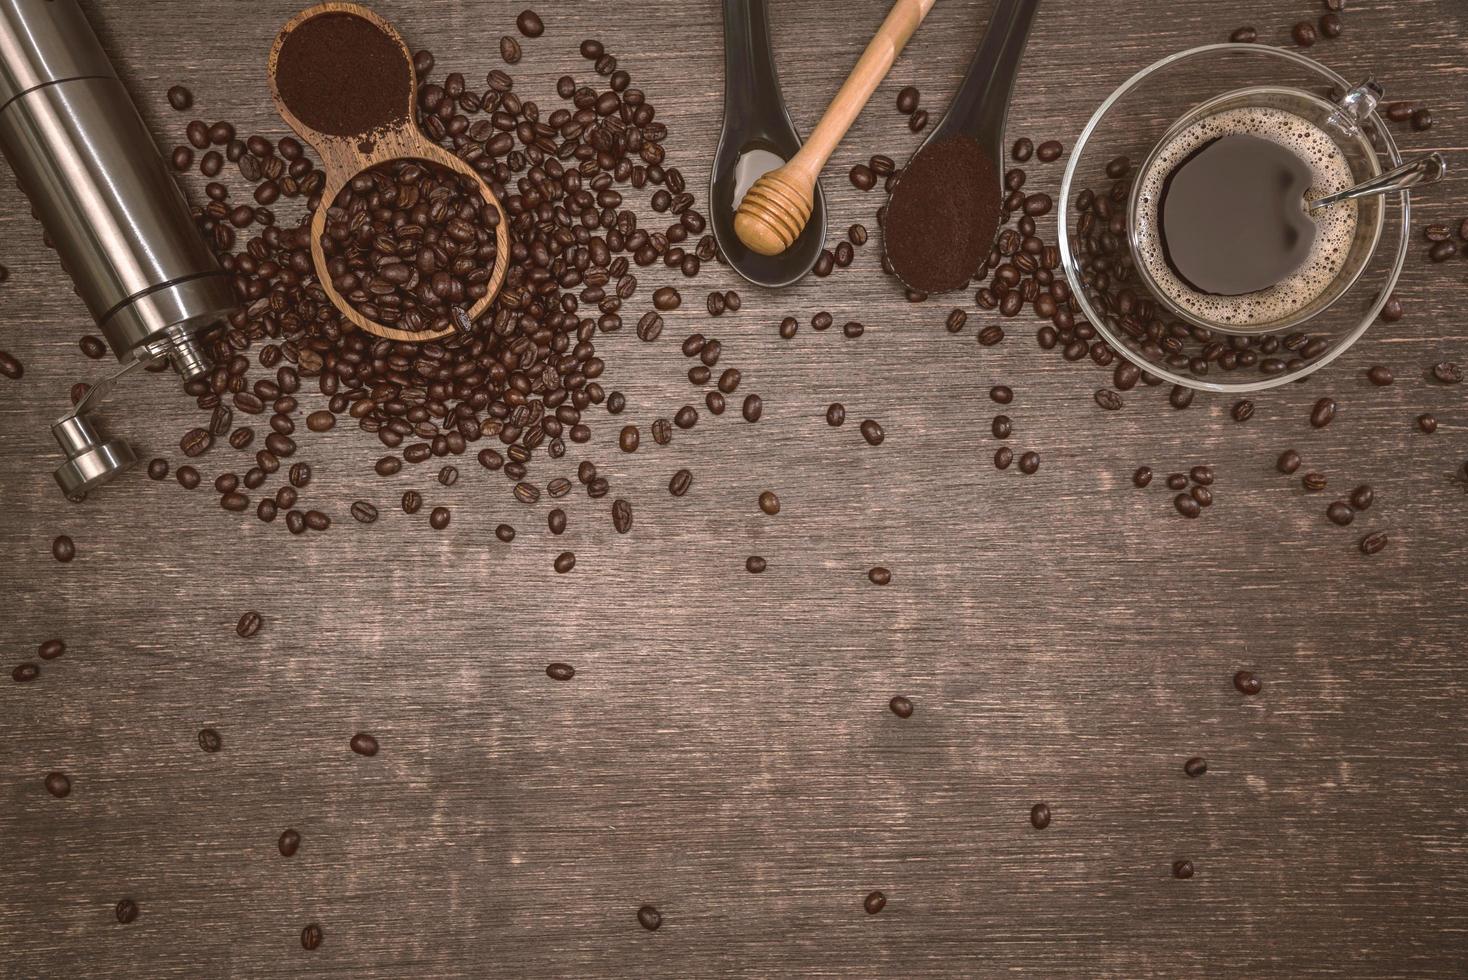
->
(1134, 107), (1357, 329)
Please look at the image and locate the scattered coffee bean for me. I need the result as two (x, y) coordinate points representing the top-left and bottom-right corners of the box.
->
(1094, 389), (1123, 411)
(1430, 361), (1462, 384)
(1018, 452), (1040, 474)
(349, 732), (379, 757)
(1231, 400), (1254, 422)
(1326, 501), (1355, 526)
(860, 419), (885, 446)
(1380, 295), (1404, 322)
(198, 728), (223, 753)
(236, 611), (262, 638)
(39, 639), (64, 660)
(1012, 137), (1034, 161)
(1233, 670), (1261, 695)
(52, 535), (76, 563)
(896, 86), (920, 114)
(637, 905), (662, 931)
(758, 491), (781, 516)
(516, 9), (544, 37)
(1184, 757), (1207, 778)
(612, 499), (633, 534)
(1277, 450), (1302, 475)
(868, 566), (891, 586)
(1418, 414), (1438, 434)
(889, 696), (913, 718)
(45, 771), (71, 797)
(1174, 494), (1201, 519)
(1172, 860), (1195, 880)
(1291, 21), (1317, 46)
(115, 899), (139, 924)
(13, 663), (39, 683)
(167, 85), (193, 111)
(864, 891), (887, 915)
(669, 470), (692, 497)
(401, 490), (423, 514)
(554, 551), (577, 574)
(1229, 26), (1258, 43)
(1310, 397), (1336, 428)
(1359, 531), (1389, 556)
(619, 425), (640, 453)
(1366, 365), (1394, 386)
(429, 507), (451, 530)
(742, 394), (763, 422)
(1302, 472), (1328, 492)
(1349, 485), (1374, 511)
(1132, 466), (1153, 488)
(177, 465), (201, 489)
(1411, 108), (1433, 131)
(1036, 140), (1063, 162)
(301, 923), (323, 951)
(745, 556), (767, 574)
(653, 286), (681, 310)
(278, 828), (301, 857)
(548, 509), (567, 534)
(350, 501), (379, 524)
(0, 350), (20, 379)
(1030, 803), (1051, 829)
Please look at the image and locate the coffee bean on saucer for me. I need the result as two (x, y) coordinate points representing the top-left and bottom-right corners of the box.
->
(1291, 21), (1317, 46)
(1233, 670), (1261, 695)
(1030, 803), (1051, 829)
(349, 733), (378, 757)
(889, 696), (913, 718)
(864, 891), (887, 914)
(547, 663), (575, 681)
(1366, 365), (1394, 386)
(1229, 26), (1258, 43)
(1184, 757), (1207, 778)
(1359, 531), (1389, 555)
(301, 924), (323, 950)
(1310, 397), (1336, 428)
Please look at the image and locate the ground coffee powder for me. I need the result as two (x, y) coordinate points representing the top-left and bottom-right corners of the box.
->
(883, 136), (1000, 294)
(275, 13), (410, 137)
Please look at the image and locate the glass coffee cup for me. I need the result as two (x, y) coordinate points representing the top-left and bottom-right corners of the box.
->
(1058, 45), (1416, 392)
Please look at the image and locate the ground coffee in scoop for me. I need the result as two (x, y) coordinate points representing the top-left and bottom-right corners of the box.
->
(275, 12), (411, 137)
(883, 136), (1000, 294)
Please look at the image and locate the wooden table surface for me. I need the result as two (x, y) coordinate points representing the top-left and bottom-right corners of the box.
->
(2, 0), (1466, 976)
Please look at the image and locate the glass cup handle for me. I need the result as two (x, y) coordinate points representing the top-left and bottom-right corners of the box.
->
(1330, 77), (1384, 133)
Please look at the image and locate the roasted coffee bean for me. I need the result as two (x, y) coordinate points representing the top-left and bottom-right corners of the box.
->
(1277, 450), (1302, 475)
(1233, 670), (1262, 695)
(1229, 26), (1258, 43)
(147, 458), (170, 480)
(652, 417), (674, 443)
(167, 85), (193, 111)
(653, 286), (681, 310)
(849, 164), (876, 190)
(1431, 361), (1462, 384)
(1380, 295), (1404, 322)
(13, 663), (39, 683)
(548, 509), (567, 535)
(1036, 140), (1063, 162)
(198, 728), (223, 753)
(674, 405), (698, 429)
(78, 335), (107, 359)
(1184, 757), (1207, 778)
(1424, 224), (1451, 242)
(1174, 493), (1201, 519)
(778, 316), (798, 339)
(742, 394), (763, 422)
(1291, 21), (1317, 46)
(554, 551), (576, 574)
(1418, 413), (1438, 434)
(181, 427), (213, 457)
(349, 732), (378, 757)
(991, 415), (1012, 439)
(758, 491), (781, 516)
(1429, 240), (1456, 262)
(636, 311), (665, 341)
(842, 320), (863, 338)
(860, 419), (884, 446)
(499, 35), (522, 64)
(176, 465), (201, 489)
(427, 507), (450, 530)
(1169, 385), (1194, 410)
(868, 566), (892, 586)
(1189, 466), (1213, 486)
(1350, 485), (1374, 512)
(516, 9), (545, 36)
(0, 350), (20, 379)
(401, 490), (423, 514)
(1018, 452), (1039, 474)
(39, 639), (64, 661)
(889, 696), (913, 718)
(1172, 860), (1195, 880)
(908, 109), (928, 132)
(1012, 137), (1034, 161)
(236, 611), (262, 638)
(289, 462), (312, 488)
(1411, 108), (1433, 131)
(1366, 365), (1394, 386)
(994, 447), (1013, 470)
(301, 924), (323, 951)
(1231, 399), (1254, 422)
(1166, 474), (1188, 491)
(744, 556), (767, 574)
(1303, 472), (1328, 492)
(375, 456), (402, 477)
(1094, 389), (1123, 411)
(825, 403), (846, 427)
(896, 86), (920, 114)
(1327, 501), (1355, 526)
(350, 501), (379, 525)
(667, 469), (693, 498)
(52, 535), (76, 563)
(849, 223), (868, 246)
(637, 905), (662, 931)
(306, 410), (335, 432)
(43, 771), (71, 797)
(1310, 397), (1337, 428)
(285, 510), (306, 535)
(612, 498), (633, 534)
(990, 385), (1013, 404)
(1359, 531), (1389, 555)
(1132, 466), (1153, 488)
(863, 891), (886, 915)
(110, 898), (140, 924)
(1192, 486), (1213, 508)
(1030, 803), (1051, 830)
(278, 828), (301, 857)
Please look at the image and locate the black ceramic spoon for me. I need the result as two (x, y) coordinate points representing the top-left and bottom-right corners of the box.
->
(709, 0), (827, 289)
(884, 0), (1039, 292)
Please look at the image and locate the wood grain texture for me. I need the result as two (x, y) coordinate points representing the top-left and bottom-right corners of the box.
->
(1, 1), (1466, 977)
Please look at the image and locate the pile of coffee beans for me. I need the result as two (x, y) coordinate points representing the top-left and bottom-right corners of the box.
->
(320, 158), (501, 333)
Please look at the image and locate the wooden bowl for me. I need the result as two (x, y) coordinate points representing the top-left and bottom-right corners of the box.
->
(268, 2), (509, 343)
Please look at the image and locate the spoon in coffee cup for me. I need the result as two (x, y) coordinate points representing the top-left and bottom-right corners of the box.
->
(1308, 151), (1446, 212)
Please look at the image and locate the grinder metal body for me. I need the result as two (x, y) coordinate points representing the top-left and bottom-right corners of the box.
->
(0, 0), (235, 498)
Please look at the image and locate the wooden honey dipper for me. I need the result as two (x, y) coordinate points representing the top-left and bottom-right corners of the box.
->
(268, 3), (509, 342)
(734, 0), (937, 257)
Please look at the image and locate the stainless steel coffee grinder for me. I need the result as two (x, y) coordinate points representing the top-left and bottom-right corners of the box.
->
(0, 0), (236, 499)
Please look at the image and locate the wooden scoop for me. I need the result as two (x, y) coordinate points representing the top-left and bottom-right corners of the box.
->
(733, 0), (936, 257)
(268, 2), (509, 343)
